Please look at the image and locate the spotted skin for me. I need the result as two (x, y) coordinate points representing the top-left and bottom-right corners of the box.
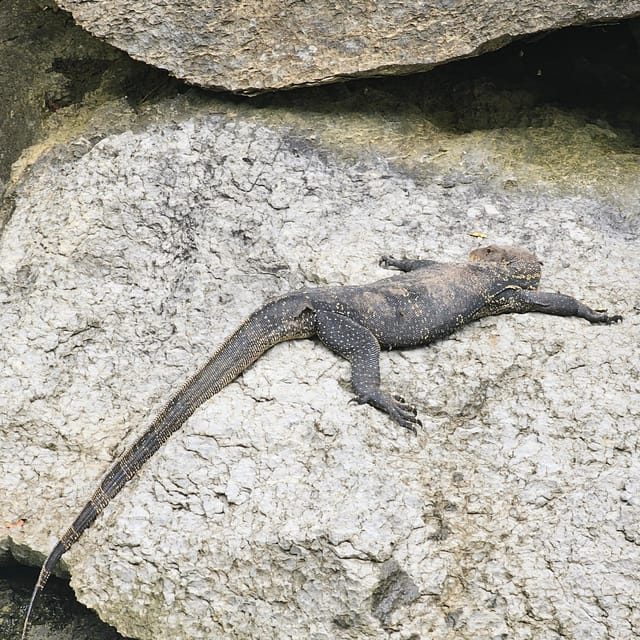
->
(21, 245), (622, 639)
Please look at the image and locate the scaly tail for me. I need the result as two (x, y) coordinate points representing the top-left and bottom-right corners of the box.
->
(22, 294), (314, 639)
(21, 541), (65, 639)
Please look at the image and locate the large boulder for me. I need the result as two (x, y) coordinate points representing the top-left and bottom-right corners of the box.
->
(1, 103), (639, 639)
(54, 0), (640, 92)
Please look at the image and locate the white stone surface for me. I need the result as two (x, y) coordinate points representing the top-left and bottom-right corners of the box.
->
(1, 112), (638, 639)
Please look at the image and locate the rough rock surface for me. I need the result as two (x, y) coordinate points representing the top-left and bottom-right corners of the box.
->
(54, 0), (640, 92)
(0, 0), (118, 194)
(1, 108), (638, 639)
(0, 0), (183, 230)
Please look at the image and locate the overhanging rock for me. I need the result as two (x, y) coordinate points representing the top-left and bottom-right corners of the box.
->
(54, 0), (640, 93)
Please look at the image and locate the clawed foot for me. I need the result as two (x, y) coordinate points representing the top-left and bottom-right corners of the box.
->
(379, 255), (400, 270)
(590, 311), (623, 324)
(355, 390), (422, 434)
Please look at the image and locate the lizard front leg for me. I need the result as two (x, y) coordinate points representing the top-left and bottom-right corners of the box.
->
(512, 290), (622, 324)
(314, 310), (421, 433)
(379, 256), (438, 272)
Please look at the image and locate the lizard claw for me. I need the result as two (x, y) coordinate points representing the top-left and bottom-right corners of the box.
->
(393, 395), (418, 415)
(356, 390), (421, 434)
(379, 255), (398, 270)
(591, 311), (623, 324)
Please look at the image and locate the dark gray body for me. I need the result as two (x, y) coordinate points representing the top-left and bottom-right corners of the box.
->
(21, 245), (621, 639)
(305, 261), (522, 347)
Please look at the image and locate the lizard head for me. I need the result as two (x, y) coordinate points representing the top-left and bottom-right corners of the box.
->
(468, 244), (540, 264)
(468, 244), (542, 288)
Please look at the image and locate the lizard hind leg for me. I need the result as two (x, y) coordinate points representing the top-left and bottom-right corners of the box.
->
(314, 310), (421, 433)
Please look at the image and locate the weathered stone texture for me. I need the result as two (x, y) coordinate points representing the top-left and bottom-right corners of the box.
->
(54, 0), (640, 92)
(1, 109), (639, 639)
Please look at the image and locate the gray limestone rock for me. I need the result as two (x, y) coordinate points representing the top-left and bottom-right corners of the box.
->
(0, 0), (183, 230)
(53, 0), (640, 92)
(1, 106), (639, 640)
(0, 0), (116, 195)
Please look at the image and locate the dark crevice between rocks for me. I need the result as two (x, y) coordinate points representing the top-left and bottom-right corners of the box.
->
(44, 55), (187, 112)
(44, 57), (112, 111)
(0, 0), (188, 192)
(256, 19), (640, 140)
(0, 562), (128, 640)
(419, 20), (640, 135)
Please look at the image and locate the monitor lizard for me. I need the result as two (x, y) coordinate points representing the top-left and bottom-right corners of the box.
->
(20, 244), (622, 638)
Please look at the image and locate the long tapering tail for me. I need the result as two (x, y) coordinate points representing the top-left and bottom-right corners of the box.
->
(21, 294), (314, 638)
(21, 541), (65, 639)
